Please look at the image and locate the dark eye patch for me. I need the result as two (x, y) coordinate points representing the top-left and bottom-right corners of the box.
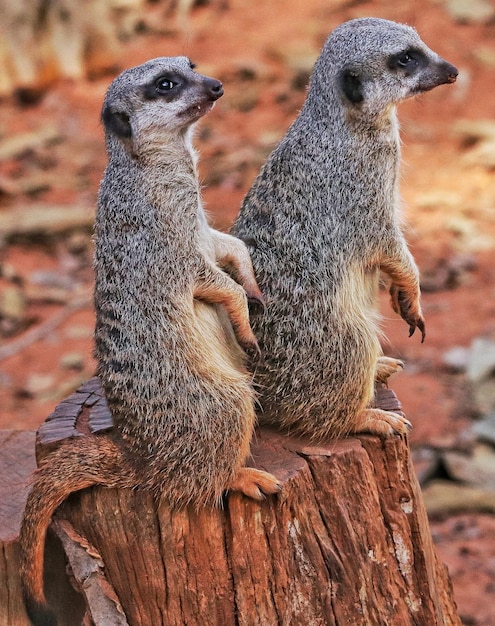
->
(388, 49), (426, 75)
(142, 73), (186, 100)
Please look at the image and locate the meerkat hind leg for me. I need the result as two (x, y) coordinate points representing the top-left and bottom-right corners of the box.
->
(351, 407), (412, 437)
(375, 356), (404, 384)
(229, 467), (282, 500)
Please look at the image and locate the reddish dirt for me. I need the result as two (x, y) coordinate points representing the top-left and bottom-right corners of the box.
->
(1, 1), (495, 623)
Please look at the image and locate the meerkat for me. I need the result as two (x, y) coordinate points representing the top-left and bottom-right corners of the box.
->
(233, 18), (458, 441)
(20, 56), (280, 626)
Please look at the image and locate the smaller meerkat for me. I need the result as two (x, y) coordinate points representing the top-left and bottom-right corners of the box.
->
(233, 18), (458, 441)
(20, 57), (280, 626)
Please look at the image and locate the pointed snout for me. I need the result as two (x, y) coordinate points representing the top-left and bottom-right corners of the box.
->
(203, 76), (224, 101)
(415, 57), (459, 94)
(442, 60), (458, 84)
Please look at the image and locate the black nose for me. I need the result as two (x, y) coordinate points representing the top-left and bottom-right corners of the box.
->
(204, 77), (224, 100)
(444, 62), (458, 83)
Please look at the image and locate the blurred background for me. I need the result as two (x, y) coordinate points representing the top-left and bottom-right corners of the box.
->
(0, 0), (494, 622)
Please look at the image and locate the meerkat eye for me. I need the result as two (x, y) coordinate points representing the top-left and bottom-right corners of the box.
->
(397, 53), (413, 67)
(155, 77), (177, 93)
(396, 50), (423, 69)
(389, 49), (425, 74)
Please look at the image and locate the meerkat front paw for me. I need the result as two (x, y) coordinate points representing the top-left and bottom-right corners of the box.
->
(228, 467), (282, 500)
(375, 356), (404, 384)
(351, 407), (412, 437)
(194, 265), (261, 354)
(209, 229), (265, 308)
(390, 285), (426, 342)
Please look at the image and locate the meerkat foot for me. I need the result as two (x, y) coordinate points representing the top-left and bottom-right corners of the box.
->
(375, 356), (404, 384)
(390, 285), (426, 342)
(229, 467), (282, 500)
(351, 408), (412, 437)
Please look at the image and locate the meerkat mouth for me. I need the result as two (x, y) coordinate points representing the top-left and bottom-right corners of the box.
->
(181, 100), (216, 120)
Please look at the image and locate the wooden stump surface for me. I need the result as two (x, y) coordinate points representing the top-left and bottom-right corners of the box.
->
(0, 431), (37, 625)
(1, 377), (461, 625)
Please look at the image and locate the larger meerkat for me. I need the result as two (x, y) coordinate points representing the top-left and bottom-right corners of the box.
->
(20, 57), (279, 626)
(233, 18), (458, 440)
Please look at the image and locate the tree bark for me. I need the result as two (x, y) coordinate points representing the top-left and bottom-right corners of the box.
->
(2, 377), (461, 625)
(0, 431), (36, 626)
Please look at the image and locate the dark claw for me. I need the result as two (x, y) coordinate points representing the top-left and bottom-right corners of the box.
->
(408, 319), (426, 343)
(244, 338), (261, 358)
(419, 319), (426, 343)
(393, 424), (412, 436)
(248, 294), (265, 311)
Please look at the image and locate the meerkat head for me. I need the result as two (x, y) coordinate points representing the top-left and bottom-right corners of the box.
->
(312, 18), (457, 118)
(101, 56), (223, 154)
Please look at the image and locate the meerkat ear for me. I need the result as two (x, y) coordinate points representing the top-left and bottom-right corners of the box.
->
(339, 69), (364, 104)
(101, 106), (132, 139)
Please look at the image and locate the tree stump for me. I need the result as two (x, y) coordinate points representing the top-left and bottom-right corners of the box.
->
(3, 377), (461, 625)
(1, 431), (37, 626)
(0, 431), (85, 626)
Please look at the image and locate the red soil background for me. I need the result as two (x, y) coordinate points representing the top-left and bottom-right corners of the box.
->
(1, 1), (495, 623)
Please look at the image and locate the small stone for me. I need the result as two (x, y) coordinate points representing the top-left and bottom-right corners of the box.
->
(268, 42), (319, 76)
(444, 216), (495, 252)
(443, 346), (470, 372)
(0, 205), (94, 238)
(0, 263), (19, 281)
(0, 126), (61, 160)
(231, 59), (272, 82)
(24, 373), (55, 396)
(445, 0), (495, 24)
(60, 353), (85, 371)
(227, 86), (260, 113)
(472, 414), (495, 445)
(472, 379), (495, 417)
(415, 190), (463, 210)
(442, 444), (495, 490)
(258, 130), (285, 148)
(473, 46), (495, 68)
(466, 337), (495, 384)
(0, 285), (26, 320)
(454, 119), (495, 143)
(30, 270), (73, 290)
(466, 337), (495, 415)
(464, 139), (495, 170)
(66, 232), (91, 255)
(422, 480), (495, 516)
(64, 325), (94, 339)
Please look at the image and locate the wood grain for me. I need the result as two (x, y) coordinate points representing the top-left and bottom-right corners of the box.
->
(1, 378), (461, 625)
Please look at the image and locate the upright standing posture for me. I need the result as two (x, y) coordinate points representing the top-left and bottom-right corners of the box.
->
(233, 18), (458, 440)
(20, 57), (279, 626)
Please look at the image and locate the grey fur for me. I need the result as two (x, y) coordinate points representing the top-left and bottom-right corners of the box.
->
(95, 56), (279, 506)
(20, 58), (281, 626)
(233, 18), (458, 441)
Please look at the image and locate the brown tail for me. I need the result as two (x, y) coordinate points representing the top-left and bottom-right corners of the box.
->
(19, 436), (135, 626)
